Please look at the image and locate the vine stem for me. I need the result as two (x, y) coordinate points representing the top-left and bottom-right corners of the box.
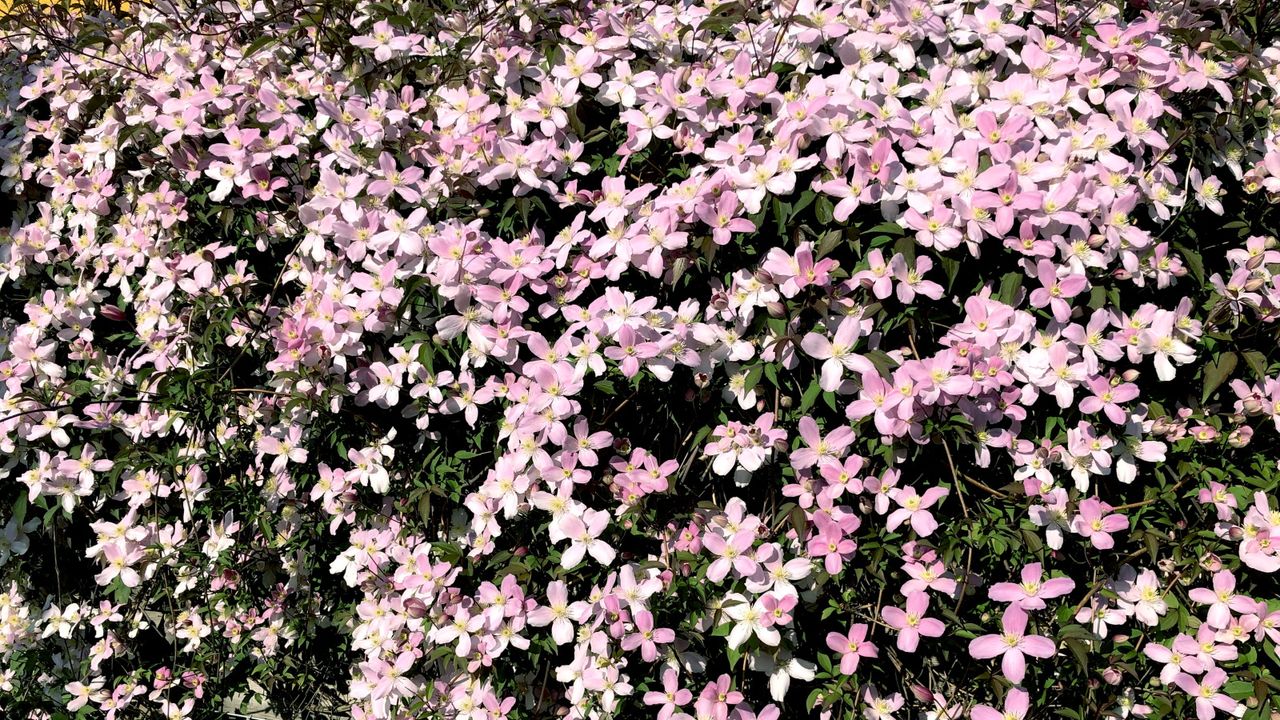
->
(1109, 476), (1190, 512)
(1068, 547), (1148, 619)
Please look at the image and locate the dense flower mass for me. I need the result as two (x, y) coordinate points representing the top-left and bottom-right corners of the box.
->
(4, 0), (1280, 717)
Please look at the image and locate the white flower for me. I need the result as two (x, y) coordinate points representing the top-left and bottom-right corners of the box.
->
(722, 593), (779, 649)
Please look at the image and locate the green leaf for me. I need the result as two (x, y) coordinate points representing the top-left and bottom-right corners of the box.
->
(790, 189), (816, 219)
(1063, 637), (1090, 672)
(865, 221), (905, 236)
(763, 363), (779, 388)
(1175, 242), (1205, 286)
(1201, 351), (1238, 403)
(1242, 349), (1268, 379)
(12, 494), (26, 527)
(797, 379), (822, 414)
(815, 195), (834, 225)
(1224, 680), (1255, 698)
(996, 271), (1023, 305)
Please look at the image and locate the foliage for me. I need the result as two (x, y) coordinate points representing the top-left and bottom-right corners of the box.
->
(2, 0), (1280, 719)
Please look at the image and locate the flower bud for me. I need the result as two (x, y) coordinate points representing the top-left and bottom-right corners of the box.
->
(1201, 553), (1223, 572)
(99, 304), (126, 322)
(1228, 427), (1254, 448)
(1247, 252), (1266, 270)
(1243, 397), (1264, 415)
(1245, 276), (1267, 292)
(909, 684), (934, 703)
(404, 598), (429, 618)
(1121, 369), (1140, 382)
(1151, 417), (1170, 434)
(1102, 667), (1122, 685)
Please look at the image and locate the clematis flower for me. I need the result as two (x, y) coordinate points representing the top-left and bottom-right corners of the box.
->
(722, 593), (780, 649)
(988, 563), (1076, 610)
(970, 687), (1029, 720)
(527, 581), (581, 645)
(622, 609), (675, 662)
(969, 605), (1056, 684)
(885, 485), (948, 536)
(1188, 570), (1256, 629)
(825, 623), (878, 675)
(1174, 668), (1240, 720)
(880, 592), (944, 652)
(1144, 634), (1206, 685)
(800, 313), (875, 392)
(558, 509), (615, 568)
(643, 668), (692, 720)
(1071, 498), (1129, 550)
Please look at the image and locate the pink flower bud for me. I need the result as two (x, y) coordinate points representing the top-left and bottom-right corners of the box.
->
(99, 304), (126, 322)
(404, 598), (428, 618)
(909, 684), (934, 702)
(1228, 426), (1253, 448)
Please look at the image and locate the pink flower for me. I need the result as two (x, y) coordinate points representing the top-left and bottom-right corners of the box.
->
(825, 623), (878, 674)
(621, 609), (675, 662)
(880, 592), (945, 653)
(527, 580), (581, 645)
(970, 687), (1029, 720)
(885, 485), (948, 536)
(1028, 259), (1088, 322)
(1078, 375), (1140, 425)
(643, 668), (692, 720)
(558, 509), (615, 568)
(988, 563), (1076, 610)
(800, 313), (875, 392)
(1143, 634), (1206, 685)
(704, 529), (758, 583)
(1188, 570), (1255, 629)
(789, 416), (854, 470)
(969, 605), (1056, 684)
(1174, 668), (1240, 720)
(1071, 498), (1129, 550)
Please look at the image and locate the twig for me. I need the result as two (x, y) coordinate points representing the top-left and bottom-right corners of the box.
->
(1068, 547), (1148, 619)
(1109, 476), (1190, 512)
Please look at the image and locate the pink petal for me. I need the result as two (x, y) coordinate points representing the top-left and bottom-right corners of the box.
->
(1001, 648), (1027, 684)
(969, 635), (1006, 659)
